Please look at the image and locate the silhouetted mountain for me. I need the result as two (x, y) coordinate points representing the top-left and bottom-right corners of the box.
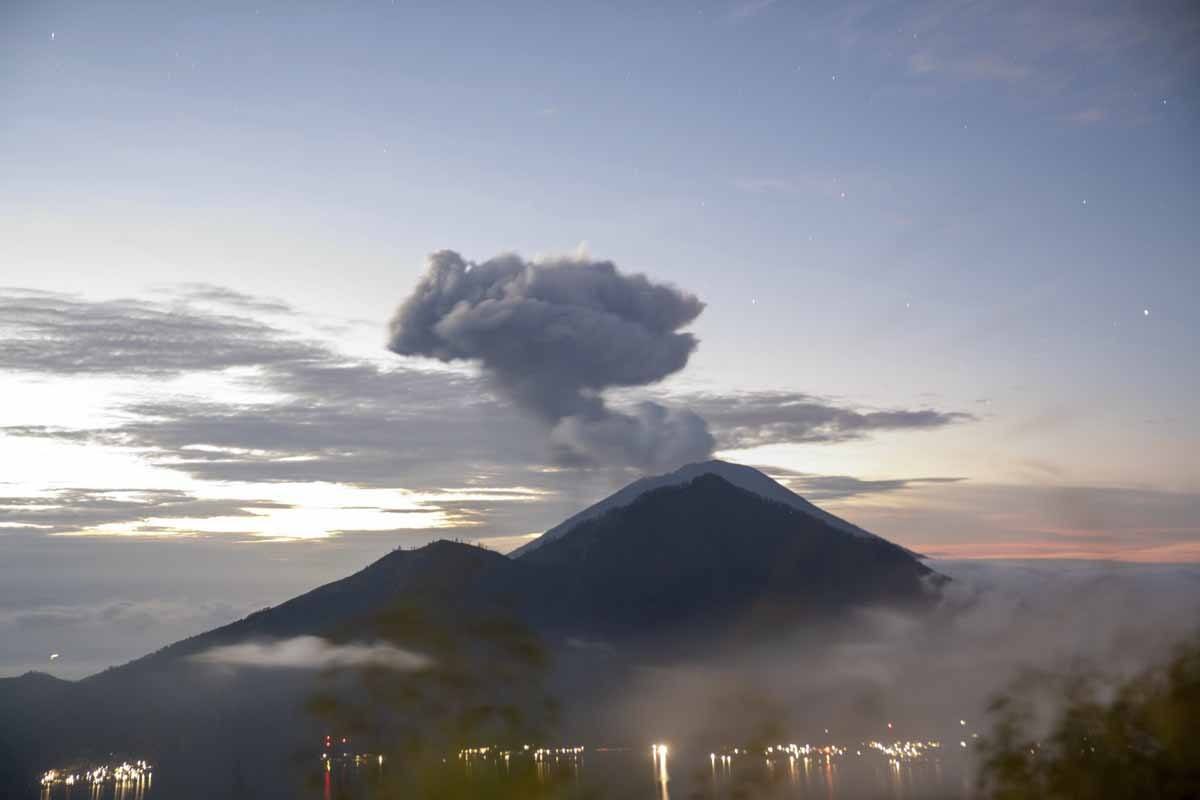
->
(0, 670), (69, 697)
(512, 459), (899, 557)
(109, 539), (529, 672)
(108, 463), (940, 655)
(0, 673), (74, 792)
(1, 461), (944, 798)
(520, 472), (941, 636)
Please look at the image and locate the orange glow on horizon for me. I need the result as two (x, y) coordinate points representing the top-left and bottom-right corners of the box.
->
(915, 539), (1200, 564)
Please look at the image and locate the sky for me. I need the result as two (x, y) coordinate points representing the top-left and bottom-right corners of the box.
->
(1, 0), (1198, 677)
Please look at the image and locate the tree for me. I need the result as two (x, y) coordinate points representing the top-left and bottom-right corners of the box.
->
(304, 602), (585, 800)
(977, 634), (1200, 800)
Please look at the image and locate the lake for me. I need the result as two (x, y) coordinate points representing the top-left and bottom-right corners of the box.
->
(34, 743), (977, 799)
(322, 744), (976, 800)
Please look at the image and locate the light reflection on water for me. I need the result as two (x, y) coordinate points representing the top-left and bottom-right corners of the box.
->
(40, 780), (151, 800)
(28, 744), (973, 799)
(326, 747), (975, 800)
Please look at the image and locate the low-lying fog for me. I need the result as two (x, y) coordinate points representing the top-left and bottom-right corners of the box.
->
(580, 559), (1200, 747)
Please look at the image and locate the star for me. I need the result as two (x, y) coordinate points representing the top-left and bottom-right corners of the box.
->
(1143, 308), (1150, 316)
(1082, 199), (1087, 205)
(50, 32), (55, 41)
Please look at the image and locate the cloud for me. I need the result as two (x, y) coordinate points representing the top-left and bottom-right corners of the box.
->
(0, 592), (256, 678)
(0, 488), (292, 537)
(548, 400), (713, 470)
(0, 532), (414, 678)
(755, 466), (965, 501)
(598, 559), (1200, 751)
(0, 286), (553, 492)
(0, 599), (244, 634)
(191, 636), (431, 671)
(167, 283), (297, 316)
(387, 250), (714, 470)
(0, 285), (977, 540)
(0, 289), (320, 376)
(685, 390), (974, 448)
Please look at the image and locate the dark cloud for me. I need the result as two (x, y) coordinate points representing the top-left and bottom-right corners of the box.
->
(0, 285), (552, 492)
(387, 251), (714, 470)
(0, 285), (978, 541)
(18, 386), (548, 492)
(0, 488), (292, 536)
(685, 391), (975, 448)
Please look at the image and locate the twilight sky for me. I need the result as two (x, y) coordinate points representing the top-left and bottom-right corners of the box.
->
(2, 0), (1199, 677)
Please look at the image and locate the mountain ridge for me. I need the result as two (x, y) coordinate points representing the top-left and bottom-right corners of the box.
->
(511, 459), (908, 558)
(1, 467), (945, 798)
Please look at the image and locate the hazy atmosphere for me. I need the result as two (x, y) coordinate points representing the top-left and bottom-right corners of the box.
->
(2, 3), (1199, 799)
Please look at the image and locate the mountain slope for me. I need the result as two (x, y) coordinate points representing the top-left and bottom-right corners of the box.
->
(2, 541), (530, 800)
(98, 539), (526, 676)
(2, 472), (945, 797)
(511, 459), (902, 558)
(520, 473), (942, 634)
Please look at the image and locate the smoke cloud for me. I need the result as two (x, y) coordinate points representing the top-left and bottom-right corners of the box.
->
(388, 250), (714, 469)
(192, 636), (431, 671)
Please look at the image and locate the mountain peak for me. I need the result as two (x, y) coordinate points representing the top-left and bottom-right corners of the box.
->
(510, 459), (891, 558)
(516, 470), (942, 631)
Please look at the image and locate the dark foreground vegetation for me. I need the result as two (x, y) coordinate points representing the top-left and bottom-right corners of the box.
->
(978, 634), (1200, 800)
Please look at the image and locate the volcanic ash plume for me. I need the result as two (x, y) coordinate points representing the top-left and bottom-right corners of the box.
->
(388, 250), (714, 470)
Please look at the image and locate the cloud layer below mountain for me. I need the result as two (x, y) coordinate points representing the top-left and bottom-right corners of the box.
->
(191, 636), (431, 671)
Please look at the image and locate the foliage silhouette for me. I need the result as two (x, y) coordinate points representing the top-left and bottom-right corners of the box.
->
(977, 634), (1200, 800)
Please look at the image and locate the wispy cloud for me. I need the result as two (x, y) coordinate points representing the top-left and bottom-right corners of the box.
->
(1, 286), (975, 542)
(0, 289), (318, 376)
(191, 636), (431, 671)
(0, 598), (245, 634)
(682, 390), (974, 449)
(754, 466), (965, 501)
(0, 488), (290, 537)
